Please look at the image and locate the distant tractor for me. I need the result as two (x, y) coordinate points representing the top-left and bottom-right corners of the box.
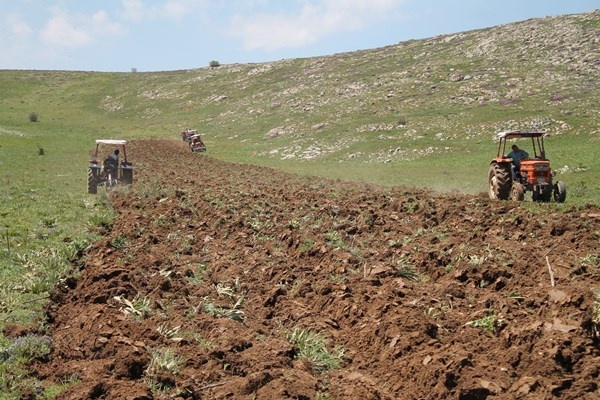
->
(180, 128), (206, 152)
(189, 134), (206, 153)
(488, 130), (566, 202)
(181, 128), (196, 142)
(87, 139), (133, 194)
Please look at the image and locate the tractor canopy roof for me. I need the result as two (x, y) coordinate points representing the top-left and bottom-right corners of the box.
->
(96, 139), (127, 145)
(494, 130), (546, 140)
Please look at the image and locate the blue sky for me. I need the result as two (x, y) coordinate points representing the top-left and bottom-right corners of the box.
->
(0, 0), (597, 72)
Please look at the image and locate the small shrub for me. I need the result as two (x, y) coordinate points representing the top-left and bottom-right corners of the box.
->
(284, 327), (345, 373)
(329, 274), (347, 284)
(326, 231), (344, 249)
(215, 277), (242, 301)
(186, 263), (207, 285)
(580, 255), (599, 268)
(146, 347), (182, 375)
(88, 211), (114, 230)
(468, 254), (487, 266)
(156, 323), (182, 342)
(0, 335), (52, 363)
(202, 298), (245, 322)
(110, 235), (128, 249)
(299, 238), (315, 255)
(288, 219), (300, 230)
(465, 312), (504, 335)
(199, 278), (246, 322)
(114, 294), (151, 319)
(395, 258), (420, 281)
(42, 374), (80, 398)
(508, 292), (525, 301)
(29, 112), (39, 122)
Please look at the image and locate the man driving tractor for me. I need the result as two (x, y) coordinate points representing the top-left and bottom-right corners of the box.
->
(506, 144), (529, 176)
(88, 140), (132, 194)
(103, 149), (120, 178)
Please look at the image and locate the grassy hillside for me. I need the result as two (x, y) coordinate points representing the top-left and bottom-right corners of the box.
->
(1, 10), (599, 201)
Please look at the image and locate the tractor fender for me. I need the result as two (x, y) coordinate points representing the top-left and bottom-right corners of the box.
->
(491, 157), (512, 165)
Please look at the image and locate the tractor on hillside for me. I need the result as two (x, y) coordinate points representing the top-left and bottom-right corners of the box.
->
(488, 130), (566, 203)
(188, 133), (206, 153)
(181, 128), (196, 142)
(180, 128), (206, 152)
(87, 139), (133, 194)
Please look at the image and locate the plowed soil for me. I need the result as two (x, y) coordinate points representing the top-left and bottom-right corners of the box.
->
(35, 140), (600, 399)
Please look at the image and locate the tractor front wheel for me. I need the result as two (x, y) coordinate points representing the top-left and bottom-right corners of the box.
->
(553, 181), (566, 203)
(488, 163), (511, 200)
(511, 182), (525, 201)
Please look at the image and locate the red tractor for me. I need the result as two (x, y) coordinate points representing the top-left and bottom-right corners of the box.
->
(189, 134), (206, 153)
(87, 139), (133, 194)
(181, 128), (196, 142)
(180, 128), (206, 152)
(488, 130), (566, 202)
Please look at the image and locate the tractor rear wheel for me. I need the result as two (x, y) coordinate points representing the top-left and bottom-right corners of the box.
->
(553, 181), (566, 203)
(87, 168), (98, 194)
(488, 163), (511, 200)
(511, 182), (525, 201)
(121, 167), (133, 185)
(120, 163), (133, 185)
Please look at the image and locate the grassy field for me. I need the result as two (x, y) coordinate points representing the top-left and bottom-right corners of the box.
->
(0, 10), (598, 398)
(0, 133), (114, 397)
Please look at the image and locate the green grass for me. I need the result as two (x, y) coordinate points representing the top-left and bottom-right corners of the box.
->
(465, 313), (501, 335)
(0, 133), (113, 397)
(284, 327), (345, 373)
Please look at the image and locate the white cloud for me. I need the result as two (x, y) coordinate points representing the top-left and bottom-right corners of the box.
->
(6, 13), (33, 38)
(40, 9), (124, 48)
(228, 0), (405, 51)
(163, 0), (189, 19)
(229, 5), (320, 51)
(41, 14), (92, 47)
(92, 11), (125, 36)
(121, 0), (194, 22)
(0, 13), (34, 68)
(122, 0), (145, 22)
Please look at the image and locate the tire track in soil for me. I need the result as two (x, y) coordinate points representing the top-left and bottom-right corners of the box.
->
(33, 139), (600, 399)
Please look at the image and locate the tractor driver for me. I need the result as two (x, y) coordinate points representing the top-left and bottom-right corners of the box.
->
(103, 149), (120, 176)
(506, 144), (529, 176)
